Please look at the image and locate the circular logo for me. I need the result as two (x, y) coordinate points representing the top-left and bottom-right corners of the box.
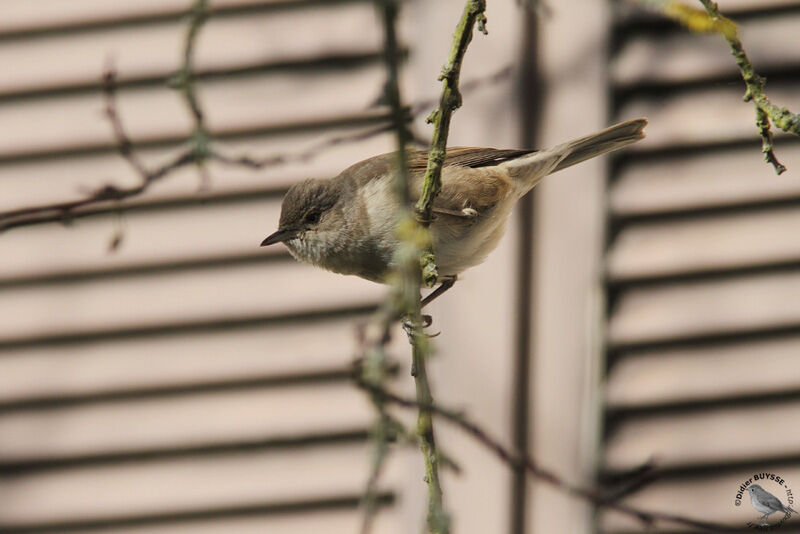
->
(734, 472), (796, 529)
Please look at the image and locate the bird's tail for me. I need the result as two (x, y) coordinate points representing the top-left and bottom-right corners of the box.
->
(501, 118), (647, 193)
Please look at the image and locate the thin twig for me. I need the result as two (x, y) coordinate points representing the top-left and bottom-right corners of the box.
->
(354, 379), (739, 533)
(357, 321), (394, 534)
(0, 66), (512, 235)
(0, 68), (196, 234)
(415, 0), (488, 286)
(170, 0), (211, 165)
(209, 65), (514, 171)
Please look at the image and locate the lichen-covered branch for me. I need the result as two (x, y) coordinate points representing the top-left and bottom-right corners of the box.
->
(357, 1), (411, 532)
(409, 329), (449, 533)
(415, 0), (488, 286)
(646, 0), (800, 174)
(364, 1), (449, 532)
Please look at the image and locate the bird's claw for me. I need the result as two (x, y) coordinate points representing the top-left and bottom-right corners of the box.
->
(401, 314), (438, 343)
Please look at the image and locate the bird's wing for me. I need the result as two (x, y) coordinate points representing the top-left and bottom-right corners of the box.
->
(337, 147), (528, 215)
(339, 147), (536, 188)
(407, 146), (537, 172)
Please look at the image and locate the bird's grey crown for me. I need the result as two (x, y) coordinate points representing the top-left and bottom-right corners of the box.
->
(278, 178), (340, 230)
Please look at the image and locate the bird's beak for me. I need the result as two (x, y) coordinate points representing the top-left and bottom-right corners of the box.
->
(260, 229), (297, 247)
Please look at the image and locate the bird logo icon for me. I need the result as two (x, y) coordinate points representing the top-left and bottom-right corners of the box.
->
(747, 484), (797, 526)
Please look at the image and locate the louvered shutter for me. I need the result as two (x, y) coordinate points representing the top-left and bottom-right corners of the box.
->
(0, 2), (406, 532)
(0, 0), (536, 532)
(601, 1), (800, 531)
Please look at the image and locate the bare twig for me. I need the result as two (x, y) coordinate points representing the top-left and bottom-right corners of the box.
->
(354, 379), (738, 533)
(0, 66), (512, 235)
(169, 0), (211, 170)
(0, 69), (196, 234)
(357, 317), (395, 534)
(0, 0), (211, 236)
(208, 65), (513, 171)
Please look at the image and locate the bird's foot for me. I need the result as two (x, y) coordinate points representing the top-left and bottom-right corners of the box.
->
(401, 314), (439, 343)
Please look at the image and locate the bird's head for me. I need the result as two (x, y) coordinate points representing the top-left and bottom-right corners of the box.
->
(261, 178), (345, 267)
(748, 485), (763, 495)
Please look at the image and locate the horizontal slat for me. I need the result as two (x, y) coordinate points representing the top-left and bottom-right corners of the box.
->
(0, 196), (286, 280)
(599, 465), (800, 532)
(610, 142), (800, 218)
(0, 443), (393, 525)
(0, 0), (297, 35)
(0, 317), (386, 403)
(0, 3), (381, 96)
(0, 260), (384, 341)
(0, 129), (397, 213)
(613, 14), (800, 87)
(612, 0), (800, 28)
(60, 508), (399, 534)
(0, 496), (395, 534)
(617, 83), (800, 150)
(606, 336), (800, 410)
(0, 303), (378, 351)
(608, 271), (800, 347)
(605, 399), (800, 471)
(0, 383), (370, 461)
(607, 207), (800, 282)
(0, 66), (385, 160)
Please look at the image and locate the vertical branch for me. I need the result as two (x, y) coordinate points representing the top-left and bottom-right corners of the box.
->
(415, 0), (488, 286)
(366, 0), (490, 531)
(381, 0), (488, 531)
(410, 330), (449, 533)
(380, 0), (449, 530)
(365, 1), (454, 533)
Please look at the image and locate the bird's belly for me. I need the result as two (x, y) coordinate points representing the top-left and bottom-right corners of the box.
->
(432, 201), (514, 276)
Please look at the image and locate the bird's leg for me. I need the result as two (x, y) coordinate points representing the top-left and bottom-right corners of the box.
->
(400, 277), (456, 342)
(421, 276), (457, 309)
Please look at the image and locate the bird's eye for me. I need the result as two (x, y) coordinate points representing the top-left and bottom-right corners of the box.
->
(304, 211), (320, 224)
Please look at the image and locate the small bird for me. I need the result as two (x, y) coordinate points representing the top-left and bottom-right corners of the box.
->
(747, 484), (797, 523)
(262, 118), (647, 297)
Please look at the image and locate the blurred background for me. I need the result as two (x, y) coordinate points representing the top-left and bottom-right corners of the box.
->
(2, 0), (800, 533)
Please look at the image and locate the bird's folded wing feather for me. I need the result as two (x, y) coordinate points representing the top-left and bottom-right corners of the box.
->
(407, 146), (537, 171)
(409, 147), (534, 214)
(339, 146), (536, 215)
